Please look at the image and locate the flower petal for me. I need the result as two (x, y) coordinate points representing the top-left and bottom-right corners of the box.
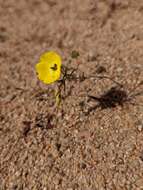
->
(35, 51), (62, 84)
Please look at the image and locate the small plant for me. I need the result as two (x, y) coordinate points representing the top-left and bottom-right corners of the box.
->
(71, 50), (80, 59)
(35, 51), (80, 106)
(36, 51), (142, 113)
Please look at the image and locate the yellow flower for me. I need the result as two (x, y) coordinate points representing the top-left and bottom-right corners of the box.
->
(36, 51), (62, 84)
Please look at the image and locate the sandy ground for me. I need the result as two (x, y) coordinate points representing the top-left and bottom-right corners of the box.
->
(0, 0), (143, 189)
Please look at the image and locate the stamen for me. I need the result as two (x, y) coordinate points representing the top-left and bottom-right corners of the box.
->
(51, 64), (57, 71)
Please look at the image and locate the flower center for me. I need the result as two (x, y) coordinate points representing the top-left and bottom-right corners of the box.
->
(50, 64), (57, 71)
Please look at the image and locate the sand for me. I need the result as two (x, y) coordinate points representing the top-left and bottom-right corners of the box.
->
(0, 0), (143, 189)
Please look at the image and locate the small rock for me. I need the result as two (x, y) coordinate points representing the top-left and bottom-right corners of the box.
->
(96, 66), (106, 74)
(81, 162), (87, 169)
(22, 121), (31, 136)
(139, 150), (143, 161)
(137, 121), (143, 132)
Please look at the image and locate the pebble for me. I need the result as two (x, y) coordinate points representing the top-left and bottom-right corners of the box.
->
(137, 121), (143, 132)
